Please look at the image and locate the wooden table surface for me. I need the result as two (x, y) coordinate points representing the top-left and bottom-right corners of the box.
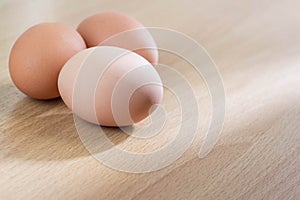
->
(1, 0), (300, 199)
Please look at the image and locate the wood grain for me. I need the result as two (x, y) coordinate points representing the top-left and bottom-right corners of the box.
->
(1, 0), (300, 199)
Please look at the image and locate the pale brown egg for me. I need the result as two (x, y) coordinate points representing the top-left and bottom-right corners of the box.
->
(9, 22), (86, 99)
(58, 46), (163, 127)
(77, 11), (158, 64)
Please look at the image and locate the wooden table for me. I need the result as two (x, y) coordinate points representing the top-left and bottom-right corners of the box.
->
(1, 0), (299, 199)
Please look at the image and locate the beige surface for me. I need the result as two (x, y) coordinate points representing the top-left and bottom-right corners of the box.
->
(1, 0), (300, 199)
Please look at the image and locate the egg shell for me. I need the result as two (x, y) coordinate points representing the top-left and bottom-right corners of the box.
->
(9, 22), (86, 99)
(58, 46), (163, 127)
(77, 11), (158, 64)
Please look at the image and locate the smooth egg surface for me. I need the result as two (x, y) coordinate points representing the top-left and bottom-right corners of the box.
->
(77, 11), (158, 64)
(58, 46), (163, 127)
(9, 22), (86, 99)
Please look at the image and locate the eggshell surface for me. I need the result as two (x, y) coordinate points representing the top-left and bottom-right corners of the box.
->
(77, 11), (158, 64)
(9, 22), (86, 99)
(58, 46), (163, 127)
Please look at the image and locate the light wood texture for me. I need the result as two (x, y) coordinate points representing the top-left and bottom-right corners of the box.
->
(1, 0), (300, 199)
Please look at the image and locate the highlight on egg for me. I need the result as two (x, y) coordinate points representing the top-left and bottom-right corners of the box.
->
(58, 46), (163, 127)
(9, 22), (86, 99)
(77, 11), (158, 65)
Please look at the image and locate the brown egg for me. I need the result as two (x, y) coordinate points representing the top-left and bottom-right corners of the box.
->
(77, 11), (158, 64)
(9, 22), (86, 99)
(58, 46), (163, 127)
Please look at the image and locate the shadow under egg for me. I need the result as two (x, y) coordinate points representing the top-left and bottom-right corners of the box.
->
(2, 95), (129, 162)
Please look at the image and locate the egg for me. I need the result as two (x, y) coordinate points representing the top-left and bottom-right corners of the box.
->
(58, 46), (163, 127)
(77, 11), (158, 64)
(9, 22), (86, 99)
